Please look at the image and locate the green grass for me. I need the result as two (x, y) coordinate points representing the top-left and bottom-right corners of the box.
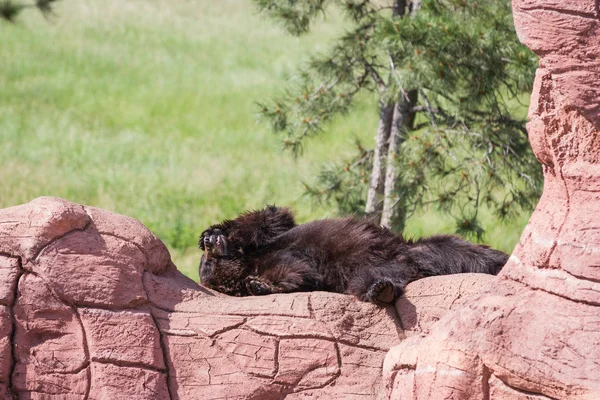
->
(0, 0), (533, 279)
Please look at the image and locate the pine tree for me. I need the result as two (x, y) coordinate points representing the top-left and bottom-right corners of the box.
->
(255, 0), (541, 239)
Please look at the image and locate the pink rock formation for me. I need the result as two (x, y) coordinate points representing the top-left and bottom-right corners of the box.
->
(384, 1), (600, 399)
(0, 197), (406, 399)
(395, 274), (495, 337)
(1, 2), (598, 399)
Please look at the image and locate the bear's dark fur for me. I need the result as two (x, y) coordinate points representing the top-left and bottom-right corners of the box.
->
(199, 206), (508, 305)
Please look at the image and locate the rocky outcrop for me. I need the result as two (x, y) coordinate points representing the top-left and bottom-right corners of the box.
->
(2, 2), (598, 399)
(384, 1), (600, 399)
(395, 274), (495, 337)
(1, 196), (502, 399)
(0, 197), (406, 399)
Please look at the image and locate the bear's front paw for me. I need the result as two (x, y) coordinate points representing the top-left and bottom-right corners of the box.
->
(245, 276), (273, 296)
(366, 278), (399, 304)
(200, 228), (230, 256)
(198, 228), (216, 250)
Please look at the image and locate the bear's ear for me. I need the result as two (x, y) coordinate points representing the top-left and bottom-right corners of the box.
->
(262, 205), (296, 234)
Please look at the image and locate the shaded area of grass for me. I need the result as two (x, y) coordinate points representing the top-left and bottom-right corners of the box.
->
(0, 0), (533, 278)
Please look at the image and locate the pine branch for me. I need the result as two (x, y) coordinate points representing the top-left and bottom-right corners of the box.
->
(255, 0), (541, 237)
(0, 0), (58, 21)
(363, 61), (385, 92)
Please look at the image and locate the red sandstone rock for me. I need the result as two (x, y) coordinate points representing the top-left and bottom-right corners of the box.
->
(513, 0), (600, 125)
(0, 306), (11, 389)
(0, 197), (90, 260)
(79, 307), (165, 370)
(0, 257), (19, 306)
(384, 1), (600, 398)
(0, 196), (407, 399)
(2, 6), (599, 396)
(395, 274), (495, 336)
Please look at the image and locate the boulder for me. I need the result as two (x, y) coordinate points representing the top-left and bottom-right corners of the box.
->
(395, 274), (495, 337)
(384, 1), (600, 399)
(0, 196), (405, 399)
(1, 2), (598, 398)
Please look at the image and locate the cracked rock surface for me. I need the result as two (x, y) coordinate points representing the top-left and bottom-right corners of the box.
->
(0, 196), (407, 399)
(384, 1), (600, 399)
(2, 3), (599, 398)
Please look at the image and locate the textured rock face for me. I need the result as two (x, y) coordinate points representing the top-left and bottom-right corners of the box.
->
(2, 4), (598, 398)
(384, 1), (600, 399)
(395, 274), (495, 337)
(0, 197), (406, 399)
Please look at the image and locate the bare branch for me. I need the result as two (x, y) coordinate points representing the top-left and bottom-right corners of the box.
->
(363, 61), (386, 93)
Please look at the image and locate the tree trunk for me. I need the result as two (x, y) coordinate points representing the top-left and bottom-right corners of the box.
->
(367, 0), (417, 229)
(380, 90), (418, 231)
(409, 0), (422, 16)
(365, 100), (394, 216)
(392, 0), (407, 17)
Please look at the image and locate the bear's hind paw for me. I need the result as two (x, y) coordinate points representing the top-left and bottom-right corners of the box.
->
(245, 277), (274, 296)
(366, 278), (399, 304)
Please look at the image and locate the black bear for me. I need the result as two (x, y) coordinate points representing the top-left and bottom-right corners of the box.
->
(199, 206), (507, 305)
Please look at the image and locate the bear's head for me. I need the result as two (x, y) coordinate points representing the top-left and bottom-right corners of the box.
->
(199, 229), (250, 296)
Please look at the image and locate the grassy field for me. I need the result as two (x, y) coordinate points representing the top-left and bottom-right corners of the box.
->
(0, 0), (533, 279)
